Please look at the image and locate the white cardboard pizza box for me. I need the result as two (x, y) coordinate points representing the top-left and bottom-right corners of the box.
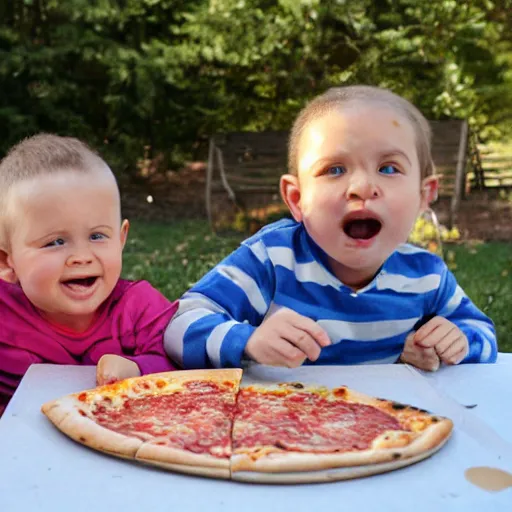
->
(417, 357), (512, 440)
(0, 363), (510, 512)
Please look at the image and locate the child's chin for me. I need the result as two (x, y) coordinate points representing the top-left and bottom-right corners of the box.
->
(340, 249), (387, 269)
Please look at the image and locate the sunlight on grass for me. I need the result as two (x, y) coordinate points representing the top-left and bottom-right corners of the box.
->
(446, 242), (511, 352)
(122, 220), (242, 300)
(123, 220), (512, 353)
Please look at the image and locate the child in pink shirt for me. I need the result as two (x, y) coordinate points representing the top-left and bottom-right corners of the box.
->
(0, 134), (178, 416)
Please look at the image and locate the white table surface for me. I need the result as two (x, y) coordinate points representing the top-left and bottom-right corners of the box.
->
(0, 360), (511, 512)
(419, 353), (512, 442)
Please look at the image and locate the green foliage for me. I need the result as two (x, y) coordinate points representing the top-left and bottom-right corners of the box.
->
(1, 0), (511, 173)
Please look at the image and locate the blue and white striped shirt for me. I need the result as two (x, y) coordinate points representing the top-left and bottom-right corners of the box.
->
(164, 219), (497, 369)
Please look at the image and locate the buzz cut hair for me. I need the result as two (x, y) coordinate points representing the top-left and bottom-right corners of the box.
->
(0, 133), (117, 246)
(288, 85), (434, 180)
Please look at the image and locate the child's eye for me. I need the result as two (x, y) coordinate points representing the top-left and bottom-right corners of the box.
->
(379, 165), (400, 175)
(90, 233), (107, 241)
(326, 165), (346, 176)
(45, 238), (65, 248)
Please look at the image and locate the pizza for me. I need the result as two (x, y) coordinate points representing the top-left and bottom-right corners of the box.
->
(41, 369), (453, 483)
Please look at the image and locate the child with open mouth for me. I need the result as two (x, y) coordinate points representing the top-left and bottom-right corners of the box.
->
(164, 85), (497, 372)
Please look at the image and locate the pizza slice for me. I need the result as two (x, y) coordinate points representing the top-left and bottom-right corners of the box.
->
(42, 368), (243, 479)
(230, 382), (453, 483)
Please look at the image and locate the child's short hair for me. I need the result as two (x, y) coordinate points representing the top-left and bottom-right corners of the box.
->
(288, 85), (434, 180)
(0, 134), (114, 245)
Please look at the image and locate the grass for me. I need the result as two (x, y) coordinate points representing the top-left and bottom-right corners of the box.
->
(122, 220), (512, 353)
(122, 220), (242, 300)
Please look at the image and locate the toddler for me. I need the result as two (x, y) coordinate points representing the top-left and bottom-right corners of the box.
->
(0, 134), (177, 416)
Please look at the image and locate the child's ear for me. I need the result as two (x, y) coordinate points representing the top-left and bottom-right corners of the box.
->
(0, 249), (17, 283)
(120, 219), (130, 249)
(280, 174), (303, 223)
(420, 175), (439, 211)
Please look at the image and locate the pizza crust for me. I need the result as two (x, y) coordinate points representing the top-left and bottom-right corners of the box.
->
(148, 368), (243, 387)
(335, 386), (390, 406)
(41, 397), (73, 427)
(337, 387), (438, 424)
(232, 443), (448, 483)
(43, 396), (143, 458)
(138, 457), (230, 480)
(135, 442), (229, 470)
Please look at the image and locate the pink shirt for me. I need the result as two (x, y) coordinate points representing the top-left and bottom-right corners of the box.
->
(0, 279), (178, 410)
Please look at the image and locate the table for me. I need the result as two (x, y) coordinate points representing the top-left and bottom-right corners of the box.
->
(1, 360), (511, 512)
(418, 353), (512, 445)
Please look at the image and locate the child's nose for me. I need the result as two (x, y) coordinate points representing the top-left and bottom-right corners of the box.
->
(346, 173), (379, 200)
(66, 247), (94, 266)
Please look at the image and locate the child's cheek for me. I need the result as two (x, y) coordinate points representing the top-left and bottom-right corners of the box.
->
(27, 257), (59, 289)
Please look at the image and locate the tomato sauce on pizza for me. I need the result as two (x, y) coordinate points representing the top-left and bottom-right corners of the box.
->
(85, 380), (236, 457)
(233, 386), (406, 453)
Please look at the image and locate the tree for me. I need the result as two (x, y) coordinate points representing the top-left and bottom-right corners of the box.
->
(0, 0), (510, 173)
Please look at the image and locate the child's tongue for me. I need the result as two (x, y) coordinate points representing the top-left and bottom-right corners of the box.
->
(345, 219), (381, 240)
(64, 277), (96, 290)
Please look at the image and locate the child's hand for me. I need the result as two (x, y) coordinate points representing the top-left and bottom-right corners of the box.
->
(400, 332), (441, 371)
(413, 316), (469, 366)
(96, 354), (141, 386)
(244, 308), (331, 367)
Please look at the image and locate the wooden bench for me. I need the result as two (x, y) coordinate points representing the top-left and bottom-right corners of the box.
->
(206, 120), (472, 230)
(472, 143), (512, 190)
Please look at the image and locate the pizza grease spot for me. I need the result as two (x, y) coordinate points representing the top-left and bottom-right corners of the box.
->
(223, 380), (235, 388)
(141, 382), (151, 390)
(465, 467), (512, 492)
(156, 380), (166, 389)
(78, 392), (87, 402)
(78, 409), (87, 417)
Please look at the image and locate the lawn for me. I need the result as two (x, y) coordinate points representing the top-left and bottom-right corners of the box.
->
(123, 220), (512, 353)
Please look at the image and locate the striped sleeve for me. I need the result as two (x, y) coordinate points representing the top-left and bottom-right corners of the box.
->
(432, 264), (497, 363)
(164, 240), (275, 369)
